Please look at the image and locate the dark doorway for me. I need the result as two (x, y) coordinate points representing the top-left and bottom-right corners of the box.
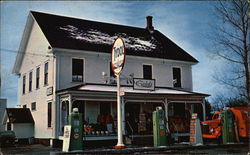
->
(100, 102), (111, 115)
(193, 104), (203, 120)
(125, 104), (140, 134)
(174, 103), (185, 117)
(72, 101), (85, 122)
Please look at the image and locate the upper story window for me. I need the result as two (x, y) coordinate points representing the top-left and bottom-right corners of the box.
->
(173, 67), (181, 88)
(22, 75), (26, 94)
(36, 67), (40, 89)
(29, 71), (32, 92)
(31, 102), (36, 111)
(72, 58), (83, 82)
(44, 62), (48, 85)
(143, 64), (152, 79)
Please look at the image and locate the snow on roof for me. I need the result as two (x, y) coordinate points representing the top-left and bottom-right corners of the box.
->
(29, 11), (199, 62)
(58, 25), (157, 52)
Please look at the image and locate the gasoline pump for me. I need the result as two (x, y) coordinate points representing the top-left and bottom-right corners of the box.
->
(68, 108), (83, 151)
(153, 106), (169, 147)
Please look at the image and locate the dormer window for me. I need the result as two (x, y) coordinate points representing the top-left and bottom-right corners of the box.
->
(72, 58), (84, 82)
(173, 67), (181, 88)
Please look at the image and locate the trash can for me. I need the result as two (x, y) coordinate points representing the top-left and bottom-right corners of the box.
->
(68, 108), (83, 151)
(153, 106), (168, 147)
(222, 108), (235, 144)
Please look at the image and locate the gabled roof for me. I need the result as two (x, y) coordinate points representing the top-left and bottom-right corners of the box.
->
(30, 11), (198, 63)
(6, 108), (34, 124)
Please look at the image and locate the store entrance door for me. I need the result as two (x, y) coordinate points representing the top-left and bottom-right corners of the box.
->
(125, 104), (140, 134)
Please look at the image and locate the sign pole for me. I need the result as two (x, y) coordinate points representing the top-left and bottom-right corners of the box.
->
(111, 38), (126, 149)
(115, 73), (125, 149)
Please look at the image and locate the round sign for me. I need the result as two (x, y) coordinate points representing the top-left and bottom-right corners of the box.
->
(74, 133), (79, 139)
(111, 38), (126, 75)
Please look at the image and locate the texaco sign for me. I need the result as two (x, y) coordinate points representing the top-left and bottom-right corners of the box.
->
(111, 38), (126, 75)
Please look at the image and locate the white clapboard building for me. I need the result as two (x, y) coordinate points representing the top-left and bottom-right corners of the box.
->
(12, 11), (209, 145)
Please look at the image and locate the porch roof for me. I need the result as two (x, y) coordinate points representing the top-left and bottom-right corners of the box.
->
(57, 84), (209, 97)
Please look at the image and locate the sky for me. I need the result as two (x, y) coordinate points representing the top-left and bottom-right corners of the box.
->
(0, 1), (227, 107)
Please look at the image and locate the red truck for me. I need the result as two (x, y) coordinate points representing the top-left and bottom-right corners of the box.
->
(201, 106), (249, 140)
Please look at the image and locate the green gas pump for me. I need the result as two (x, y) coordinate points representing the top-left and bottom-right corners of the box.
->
(68, 108), (83, 151)
(222, 108), (235, 144)
(153, 106), (168, 147)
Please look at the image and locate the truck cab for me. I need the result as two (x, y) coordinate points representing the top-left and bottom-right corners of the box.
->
(201, 112), (222, 139)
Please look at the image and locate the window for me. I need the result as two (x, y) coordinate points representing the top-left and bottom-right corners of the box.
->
(7, 122), (11, 130)
(29, 71), (32, 92)
(22, 75), (26, 94)
(143, 65), (152, 79)
(31, 102), (36, 111)
(36, 67), (40, 89)
(173, 67), (181, 87)
(72, 58), (83, 82)
(44, 62), (48, 85)
(23, 104), (27, 108)
(48, 102), (52, 128)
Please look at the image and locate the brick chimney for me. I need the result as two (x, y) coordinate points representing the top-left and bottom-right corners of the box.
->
(146, 16), (154, 31)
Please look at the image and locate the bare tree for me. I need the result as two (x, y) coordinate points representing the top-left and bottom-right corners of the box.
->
(210, 0), (249, 103)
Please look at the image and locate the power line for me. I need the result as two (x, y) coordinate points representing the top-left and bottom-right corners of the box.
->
(0, 48), (53, 57)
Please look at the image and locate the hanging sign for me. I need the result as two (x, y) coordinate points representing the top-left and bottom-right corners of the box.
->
(133, 78), (155, 90)
(111, 38), (126, 75)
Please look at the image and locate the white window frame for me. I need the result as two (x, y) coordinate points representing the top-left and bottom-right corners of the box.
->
(31, 102), (36, 111)
(171, 66), (182, 88)
(36, 66), (40, 89)
(142, 63), (153, 79)
(71, 57), (85, 83)
(44, 61), (49, 86)
(28, 70), (33, 92)
(22, 74), (26, 95)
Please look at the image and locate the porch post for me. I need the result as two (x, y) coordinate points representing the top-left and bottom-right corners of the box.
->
(202, 99), (206, 121)
(55, 96), (60, 138)
(164, 98), (170, 132)
(59, 99), (63, 136)
(68, 94), (72, 114)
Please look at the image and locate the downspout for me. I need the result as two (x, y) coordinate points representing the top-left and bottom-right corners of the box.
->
(202, 99), (206, 121)
(164, 98), (170, 132)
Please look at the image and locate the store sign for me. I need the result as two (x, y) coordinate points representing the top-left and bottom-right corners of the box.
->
(133, 78), (155, 90)
(46, 87), (53, 96)
(111, 38), (126, 75)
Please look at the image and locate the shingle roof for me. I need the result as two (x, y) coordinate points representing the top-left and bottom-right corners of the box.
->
(31, 11), (198, 63)
(6, 108), (34, 124)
